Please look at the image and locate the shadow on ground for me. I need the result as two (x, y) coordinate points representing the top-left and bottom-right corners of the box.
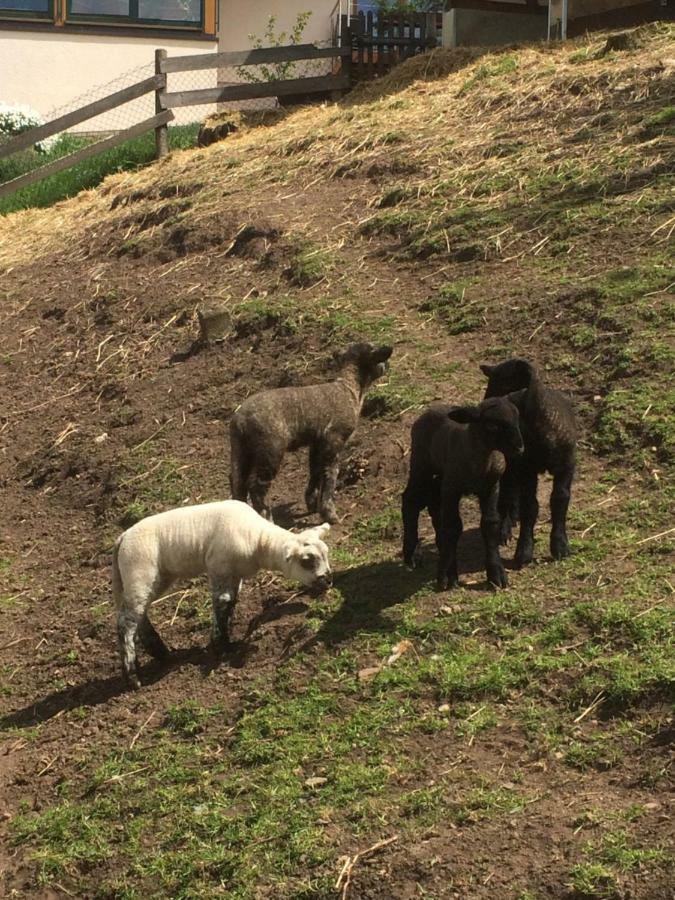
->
(302, 525), (494, 650)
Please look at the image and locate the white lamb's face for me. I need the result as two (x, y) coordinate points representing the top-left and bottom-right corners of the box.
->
(286, 524), (332, 593)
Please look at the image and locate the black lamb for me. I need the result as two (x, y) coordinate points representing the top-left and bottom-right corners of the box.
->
(402, 397), (524, 590)
(481, 358), (577, 568)
(230, 342), (393, 523)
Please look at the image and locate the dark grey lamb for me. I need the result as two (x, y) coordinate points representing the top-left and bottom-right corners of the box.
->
(402, 397), (524, 591)
(230, 342), (393, 523)
(481, 358), (577, 568)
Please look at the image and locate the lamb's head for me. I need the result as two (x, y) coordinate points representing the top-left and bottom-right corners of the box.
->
(448, 397), (524, 459)
(481, 358), (536, 399)
(285, 523), (332, 594)
(337, 342), (393, 390)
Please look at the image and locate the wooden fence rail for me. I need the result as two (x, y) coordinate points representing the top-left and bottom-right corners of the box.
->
(0, 75), (165, 162)
(0, 41), (352, 200)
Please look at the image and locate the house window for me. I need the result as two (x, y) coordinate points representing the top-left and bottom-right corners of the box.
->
(68, 0), (203, 27)
(0, 0), (52, 15)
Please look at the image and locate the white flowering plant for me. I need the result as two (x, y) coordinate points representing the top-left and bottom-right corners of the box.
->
(0, 102), (59, 154)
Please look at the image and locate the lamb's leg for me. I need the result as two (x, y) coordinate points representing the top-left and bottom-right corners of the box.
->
(428, 479), (442, 554)
(317, 442), (342, 524)
(117, 608), (142, 690)
(514, 468), (539, 569)
(229, 427), (250, 502)
(550, 465), (574, 561)
(436, 493), (462, 591)
(402, 473), (432, 567)
(480, 485), (507, 588)
(497, 465), (520, 545)
(249, 452), (283, 522)
(210, 576), (241, 650)
(305, 443), (322, 514)
(138, 614), (170, 661)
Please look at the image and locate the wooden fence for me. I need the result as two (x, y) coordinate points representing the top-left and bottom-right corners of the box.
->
(0, 42), (351, 200)
(342, 11), (439, 81)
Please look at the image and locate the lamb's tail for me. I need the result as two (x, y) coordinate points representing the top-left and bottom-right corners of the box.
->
(229, 419), (251, 501)
(111, 534), (125, 610)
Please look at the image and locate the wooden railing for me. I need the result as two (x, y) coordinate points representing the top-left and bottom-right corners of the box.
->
(342, 11), (439, 81)
(0, 73), (174, 201)
(153, 42), (352, 154)
(0, 41), (352, 200)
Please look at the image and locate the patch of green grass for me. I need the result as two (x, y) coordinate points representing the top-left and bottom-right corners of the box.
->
(571, 830), (672, 897)
(164, 701), (221, 738)
(365, 370), (430, 418)
(419, 279), (483, 334)
(459, 54), (518, 94)
(0, 125), (199, 216)
(643, 105), (675, 133)
(285, 242), (330, 288)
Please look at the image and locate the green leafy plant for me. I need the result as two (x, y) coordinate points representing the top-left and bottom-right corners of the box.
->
(237, 12), (313, 84)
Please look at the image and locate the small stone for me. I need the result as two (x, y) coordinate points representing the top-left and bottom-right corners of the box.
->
(94, 432), (108, 444)
(304, 776), (328, 789)
(438, 703), (451, 713)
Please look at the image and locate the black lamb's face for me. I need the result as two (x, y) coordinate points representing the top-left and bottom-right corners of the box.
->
(479, 397), (525, 458)
(481, 359), (534, 399)
(447, 398), (524, 458)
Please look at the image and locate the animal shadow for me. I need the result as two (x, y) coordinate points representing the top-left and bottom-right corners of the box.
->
(305, 526), (490, 650)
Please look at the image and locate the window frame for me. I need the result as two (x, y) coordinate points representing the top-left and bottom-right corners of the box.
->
(0, 0), (54, 20)
(66, 0), (204, 30)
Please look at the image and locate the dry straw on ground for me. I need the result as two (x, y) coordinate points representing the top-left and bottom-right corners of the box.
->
(0, 23), (672, 273)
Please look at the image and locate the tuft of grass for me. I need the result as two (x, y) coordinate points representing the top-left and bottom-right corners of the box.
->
(419, 279), (483, 334)
(285, 241), (330, 288)
(459, 54), (518, 94)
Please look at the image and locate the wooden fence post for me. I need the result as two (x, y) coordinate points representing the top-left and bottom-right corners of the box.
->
(337, 15), (352, 99)
(155, 49), (169, 159)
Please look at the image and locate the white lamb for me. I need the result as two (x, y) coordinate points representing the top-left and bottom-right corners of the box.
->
(112, 499), (332, 689)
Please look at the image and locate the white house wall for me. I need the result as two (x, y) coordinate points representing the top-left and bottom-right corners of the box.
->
(0, 4), (337, 132)
(0, 29), (217, 130)
(217, 1), (336, 53)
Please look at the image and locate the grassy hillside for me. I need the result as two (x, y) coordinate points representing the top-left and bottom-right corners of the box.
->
(0, 24), (673, 899)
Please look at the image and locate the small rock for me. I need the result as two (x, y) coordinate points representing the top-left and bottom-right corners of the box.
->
(438, 703), (451, 713)
(94, 432), (108, 444)
(358, 666), (382, 683)
(304, 776), (328, 789)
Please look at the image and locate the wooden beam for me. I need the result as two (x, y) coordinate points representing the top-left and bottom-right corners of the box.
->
(0, 75), (164, 161)
(203, 0), (217, 36)
(160, 43), (351, 74)
(161, 73), (350, 108)
(447, 0), (547, 13)
(0, 111), (174, 200)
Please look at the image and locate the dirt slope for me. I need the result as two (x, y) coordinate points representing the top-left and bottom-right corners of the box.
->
(1, 24), (673, 900)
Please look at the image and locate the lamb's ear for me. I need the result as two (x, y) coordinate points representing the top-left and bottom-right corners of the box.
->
(447, 405), (479, 424)
(480, 364), (495, 378)
(372, 345), (393, 363)
(314, 522), (331, 540)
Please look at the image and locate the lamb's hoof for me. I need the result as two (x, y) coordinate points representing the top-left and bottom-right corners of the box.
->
(319, 507), (339, 525)
(499, 521), (514, 545)
(487, 568), (508, 589)
(125, 674), (142, 691)
(513, 544), (533, 570)
(436, 576), (458, 591)
(551, 535), (570, 561)
(210, 637), (232, 656)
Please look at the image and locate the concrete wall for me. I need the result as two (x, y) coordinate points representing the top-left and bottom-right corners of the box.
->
(442, 9), (547, 47)
(0, 29), (217, 128)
